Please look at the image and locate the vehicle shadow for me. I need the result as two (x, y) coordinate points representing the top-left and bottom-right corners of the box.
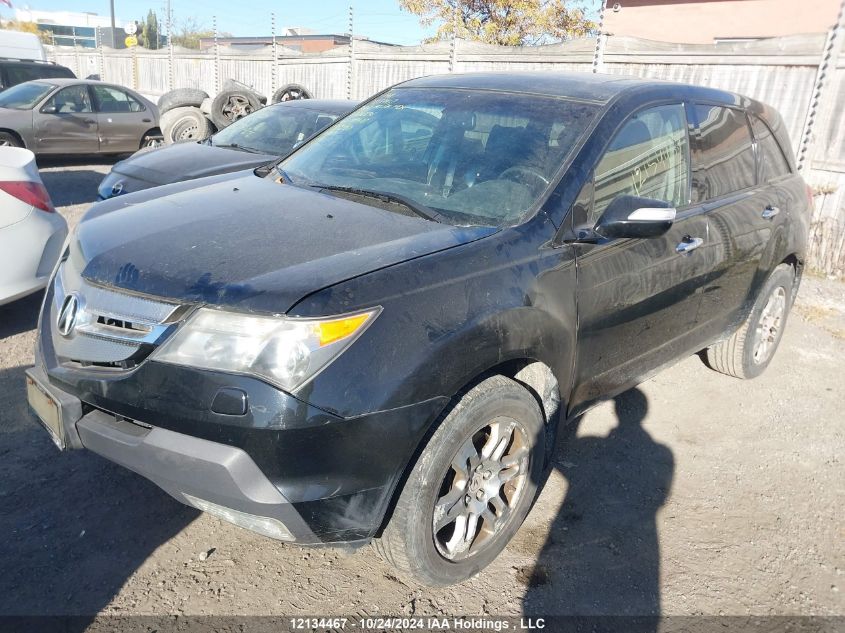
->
(0, 363), (198, 618)
(0, 292), (43, 340)
(39, 167), (112, 208)
(523, 388), (674, 628)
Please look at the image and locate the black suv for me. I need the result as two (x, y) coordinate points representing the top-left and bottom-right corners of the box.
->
(0, 58), (75, 90)
(27, 72), (809, 586)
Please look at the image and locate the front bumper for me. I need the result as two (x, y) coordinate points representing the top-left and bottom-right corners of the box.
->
(33, 297), (446, 543)
(97, 170), (157, 200)
(30, 364), (313, 541)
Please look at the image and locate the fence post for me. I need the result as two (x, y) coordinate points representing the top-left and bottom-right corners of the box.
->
(347, 6), (355, 100)
(592, 0), (608, 73)
(132, 43), (139, 90)
(214, 15), (220, 93)
(73, 41), (81, 78)
(97, 27), (106, 81)
(167, 0), (174, 90)
(449, 4), (459, 72)
(797, 0), (845, 172)
(271, 13), (278, 96)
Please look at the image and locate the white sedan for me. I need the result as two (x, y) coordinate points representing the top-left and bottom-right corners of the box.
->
(0, 147), (67, 305)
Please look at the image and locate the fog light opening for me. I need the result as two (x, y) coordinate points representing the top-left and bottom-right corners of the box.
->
(184, 494), (294, 541)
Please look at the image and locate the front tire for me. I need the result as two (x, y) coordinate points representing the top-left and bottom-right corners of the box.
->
(376, 375), (545, 586)
(704, 264), (794, 379)
(0, 131), (22, 148)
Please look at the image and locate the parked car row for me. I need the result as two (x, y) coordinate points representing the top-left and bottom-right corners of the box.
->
(99, 98), (355, 199)
(5, 71), (809, 587)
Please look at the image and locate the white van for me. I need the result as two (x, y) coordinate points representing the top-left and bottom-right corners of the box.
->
(0, 30), (47, 61)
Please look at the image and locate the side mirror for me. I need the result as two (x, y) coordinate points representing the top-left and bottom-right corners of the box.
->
(594, 195), (676, 239)
(41, 104), (58, 114)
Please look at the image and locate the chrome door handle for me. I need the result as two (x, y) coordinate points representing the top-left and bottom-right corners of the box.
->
(762, 205), (780, 219)
(676, 236), (704, 254)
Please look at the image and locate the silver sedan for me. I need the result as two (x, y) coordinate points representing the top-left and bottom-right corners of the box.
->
(0, 78), (161, 154)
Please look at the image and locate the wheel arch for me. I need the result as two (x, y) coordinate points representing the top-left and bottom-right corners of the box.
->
(0, 128), (26, 148)
(373, 355), (562, 538)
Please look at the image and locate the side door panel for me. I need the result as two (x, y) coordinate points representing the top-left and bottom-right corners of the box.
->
(689, 104), (777, 338)
(33, 85), (98, 154)
(570, 102), (717, 415)
(93, 85), (152, 152)
(572, 212), (711, 413)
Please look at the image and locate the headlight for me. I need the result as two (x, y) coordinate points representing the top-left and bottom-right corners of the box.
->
(152, 307), (380, 392)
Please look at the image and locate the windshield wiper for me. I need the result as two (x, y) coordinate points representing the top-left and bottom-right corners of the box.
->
(310, 185), (442, 223)
(214, 142), (263, 154)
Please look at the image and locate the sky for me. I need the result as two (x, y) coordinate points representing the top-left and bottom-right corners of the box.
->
(3, 1), (601, 46)
(3, 0), (442, 45)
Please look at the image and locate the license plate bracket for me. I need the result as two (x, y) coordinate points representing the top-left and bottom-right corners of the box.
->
(26, 373), (67, 450)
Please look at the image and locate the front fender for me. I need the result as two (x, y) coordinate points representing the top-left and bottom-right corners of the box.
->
(289, 221), (576, 420)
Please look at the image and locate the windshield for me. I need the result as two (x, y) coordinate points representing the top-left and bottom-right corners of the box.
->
(275, 87), (598, 226)
(212, 105), (341, 155)
(0, 82), (53, 110)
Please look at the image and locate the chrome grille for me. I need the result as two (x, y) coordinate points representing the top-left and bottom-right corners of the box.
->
(50, 259), (183, 367)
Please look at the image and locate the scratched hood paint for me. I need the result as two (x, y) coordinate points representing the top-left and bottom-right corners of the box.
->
(74, 172), (496, 314)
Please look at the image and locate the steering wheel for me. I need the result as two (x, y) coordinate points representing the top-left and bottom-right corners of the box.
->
(499, 165), (550, 191)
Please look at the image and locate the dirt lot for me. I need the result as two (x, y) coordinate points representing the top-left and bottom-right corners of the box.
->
(0, 159), (843, 618)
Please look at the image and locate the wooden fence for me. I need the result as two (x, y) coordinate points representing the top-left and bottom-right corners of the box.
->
(49, 33), (845, 277)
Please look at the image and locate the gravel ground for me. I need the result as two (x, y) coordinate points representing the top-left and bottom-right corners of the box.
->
(0, 158), (842, 618)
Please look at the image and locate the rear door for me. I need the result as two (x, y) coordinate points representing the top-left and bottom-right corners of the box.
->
(570, 103), (715, 414)
(32, 84), (99, 153)
(92, 85), (153, 152)
(688, 104), (777, 336)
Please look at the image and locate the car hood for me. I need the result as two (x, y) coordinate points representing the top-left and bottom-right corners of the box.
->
(74, 172), (497, 314)
(113, 142), (277, 185)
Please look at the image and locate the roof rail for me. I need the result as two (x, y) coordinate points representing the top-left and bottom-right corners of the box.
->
(0, 57), (57, 65)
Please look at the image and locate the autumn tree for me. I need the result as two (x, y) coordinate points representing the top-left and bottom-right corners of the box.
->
(399, 0), (595, 46)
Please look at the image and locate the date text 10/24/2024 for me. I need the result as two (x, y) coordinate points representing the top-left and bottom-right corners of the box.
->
(289, 617), (547, 630)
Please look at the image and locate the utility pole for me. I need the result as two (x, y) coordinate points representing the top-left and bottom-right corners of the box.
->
(109, 0), (116, 37)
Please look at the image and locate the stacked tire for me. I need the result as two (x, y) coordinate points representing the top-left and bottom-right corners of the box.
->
(156, 80), (313, 145)
(157, 89), (214, 144)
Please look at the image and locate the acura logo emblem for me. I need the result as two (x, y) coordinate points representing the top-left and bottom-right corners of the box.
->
(57, 293), (80, 337)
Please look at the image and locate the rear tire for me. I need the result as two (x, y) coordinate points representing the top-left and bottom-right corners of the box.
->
(375, 375), (545, 586)
(703, 264), (794, 379)
(0, 131), (22, 148)
(160, 107), (214, 144)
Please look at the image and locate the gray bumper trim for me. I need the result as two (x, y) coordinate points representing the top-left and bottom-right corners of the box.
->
(74, 410), (316, 542)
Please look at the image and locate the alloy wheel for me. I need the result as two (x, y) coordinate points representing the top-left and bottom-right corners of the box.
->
(432, 417), (530, 561)
(753, 286), (786, 364)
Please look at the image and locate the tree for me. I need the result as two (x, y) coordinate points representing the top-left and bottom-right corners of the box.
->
(170, 17), (230, 49)
(140, 10), (160, 49)
(399, 0), (596, 46)
(4, 20), (52, 44)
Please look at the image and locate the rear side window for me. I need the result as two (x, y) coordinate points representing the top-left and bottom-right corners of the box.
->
(592, 103), (690, 224)
(750, 115), (791, 182)
(690, 105), (756, 203)
(92, 85), (144, 113)
(3, 64), (41, 87)
(37, 66), (75, 80)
